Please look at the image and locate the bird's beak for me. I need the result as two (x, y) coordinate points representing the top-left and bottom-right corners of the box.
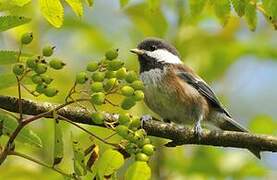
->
(130, 48), (144, 55)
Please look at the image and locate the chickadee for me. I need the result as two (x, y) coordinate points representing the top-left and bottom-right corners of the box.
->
(130, 38), (261, 159)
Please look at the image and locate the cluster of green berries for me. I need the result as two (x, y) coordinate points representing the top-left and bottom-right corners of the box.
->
(115, 114), (155, 162)
(75, 48), (144, 109)
(12, 32), (65, 97)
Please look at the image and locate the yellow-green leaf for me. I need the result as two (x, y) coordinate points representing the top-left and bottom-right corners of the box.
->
(53, 120), (64, 166)
(65, 0), (83, 17)
(245, 1), (257, 31)
(11, 0), (31, 7)
(263, 0), (277, 28)
(124, 162), (151, 180)
(189, 0), (207, 16)
(231, 0), (246, 17)
(39, 0), (64, 28)
(96, 149), (124, 177)
(0, 113), (42, 148)
(72, 134), (87, 176)
(213, 0), (231, 26)
(0, 16), (31, 32)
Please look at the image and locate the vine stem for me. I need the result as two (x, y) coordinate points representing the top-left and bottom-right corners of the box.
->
(8, 151), (75, 179)
(58, 115), (118, 147)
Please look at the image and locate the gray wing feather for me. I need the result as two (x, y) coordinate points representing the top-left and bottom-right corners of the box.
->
(177, 72), (231, 118)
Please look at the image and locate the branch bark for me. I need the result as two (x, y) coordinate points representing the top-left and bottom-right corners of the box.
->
(1, 95), (277, 155)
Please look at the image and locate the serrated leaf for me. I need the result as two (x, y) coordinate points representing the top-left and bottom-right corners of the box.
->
(0, 73), (17, 90)
(39, 0), (64, 28)
(124, 162), (151, 180)
(0, 51), (18, 64)
(263, 0), (277, 23)
(11, 0), (31, 7)
(72, 134), (87, 176)
(53, 120), (64, 166)
(120, 0), (129, 8)
(96, 149), (124, 177)
(231, 0), (246, 16)
(0, 113), (42, 148)
(213, 0), (231, 26)
(0, 16), (31, 32)
(65, 0), (83, 17)
(245, 1), (257, 31)
(189, 0), (207, 16)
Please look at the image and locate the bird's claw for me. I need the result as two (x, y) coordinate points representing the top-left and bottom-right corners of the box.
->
(193, 121), (203, 140)
(140, 114), (152, 128)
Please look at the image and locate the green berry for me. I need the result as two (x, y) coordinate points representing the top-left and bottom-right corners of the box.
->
(129, 117), (141, 130)
(121, 86), (134, 97)
(31, 74), (43, 84)
(132, 130), (145, 142)
(121, 97), (136, 110)
(133, 90), (144, 101)
(86, 62), (98, 72)
(12, 63), (25, 76)
(42, 45), (55, 57)
(44, 87), (58, 97)
(104, 78), (118, 92)
(35, 84), (47, 94)
(116, 67), (127, 80)
(26, 57), (38, 69)
(135, 153), (149, 162)
(21, 32), (33, 45)
(40, 74), (53, 84)
(125, 71), (138, 83)
(49, 59), (65, 70)
(34, 63), (47, 74)
(138, 138), (151, 147)
(91, 112), (105, 125)
(107, 60), (124, 71)
(91, 72), (105, 82)
(115, 125), (129, 138)
(118, 113), (131, 125)
(90, 92), (105, 105)
(105, 71), (116, 79)
(91, 82), (104, 92)
(125, 143), (138, 154)
(131, 80), (144, 90)
(76, 72), (88, 84)
(105, 49), (118, 60)
(142, 144), (155, 156)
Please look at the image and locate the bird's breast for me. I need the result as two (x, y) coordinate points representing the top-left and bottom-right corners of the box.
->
(140, 68), (207, 124)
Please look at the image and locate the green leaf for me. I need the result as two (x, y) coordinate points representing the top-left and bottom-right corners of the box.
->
(86, 0), (93, 7)
(124, 162), (151, 180)
(0, 16), (31, 32)
(0, 51), (19, 65)
(0, 74), (17, 90)
(72, 134), (87, 176)
(120, 0), (129, 8)
(213, 0), (231, 26)
(39, 0), (64, 28)
(96, 149), (124, 177)
(147, 0), (160, 13)
(245, 1), (257, 31)
(11, 0), (31, 7)
(189, 0), (207, 16)
(0, 113), (42, 148)
(65, 0), (83, 17)
(53, 120), (64, 166)
(231, 0), (246, 17)
(263, 0), (277, 23)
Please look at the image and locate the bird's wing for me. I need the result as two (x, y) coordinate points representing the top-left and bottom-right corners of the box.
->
(177, 72), (231, 118)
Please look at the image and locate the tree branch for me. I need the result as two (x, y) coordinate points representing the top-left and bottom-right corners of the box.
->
(1, 95), (277, 155)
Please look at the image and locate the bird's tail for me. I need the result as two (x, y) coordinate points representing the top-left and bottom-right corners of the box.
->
(211, 112), (261, 159)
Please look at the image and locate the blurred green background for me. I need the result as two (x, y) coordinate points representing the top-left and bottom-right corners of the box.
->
(0, 0), (277, 179)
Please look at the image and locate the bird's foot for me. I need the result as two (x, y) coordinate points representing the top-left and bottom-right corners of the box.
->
(193, 121), (203, 140)
(140, 114), (152, 128)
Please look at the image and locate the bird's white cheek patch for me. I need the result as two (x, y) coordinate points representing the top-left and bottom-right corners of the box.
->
(146, 49), (182, 64)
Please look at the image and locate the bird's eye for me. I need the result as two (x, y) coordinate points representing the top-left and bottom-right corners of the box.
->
(149, 45), (157, 51)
